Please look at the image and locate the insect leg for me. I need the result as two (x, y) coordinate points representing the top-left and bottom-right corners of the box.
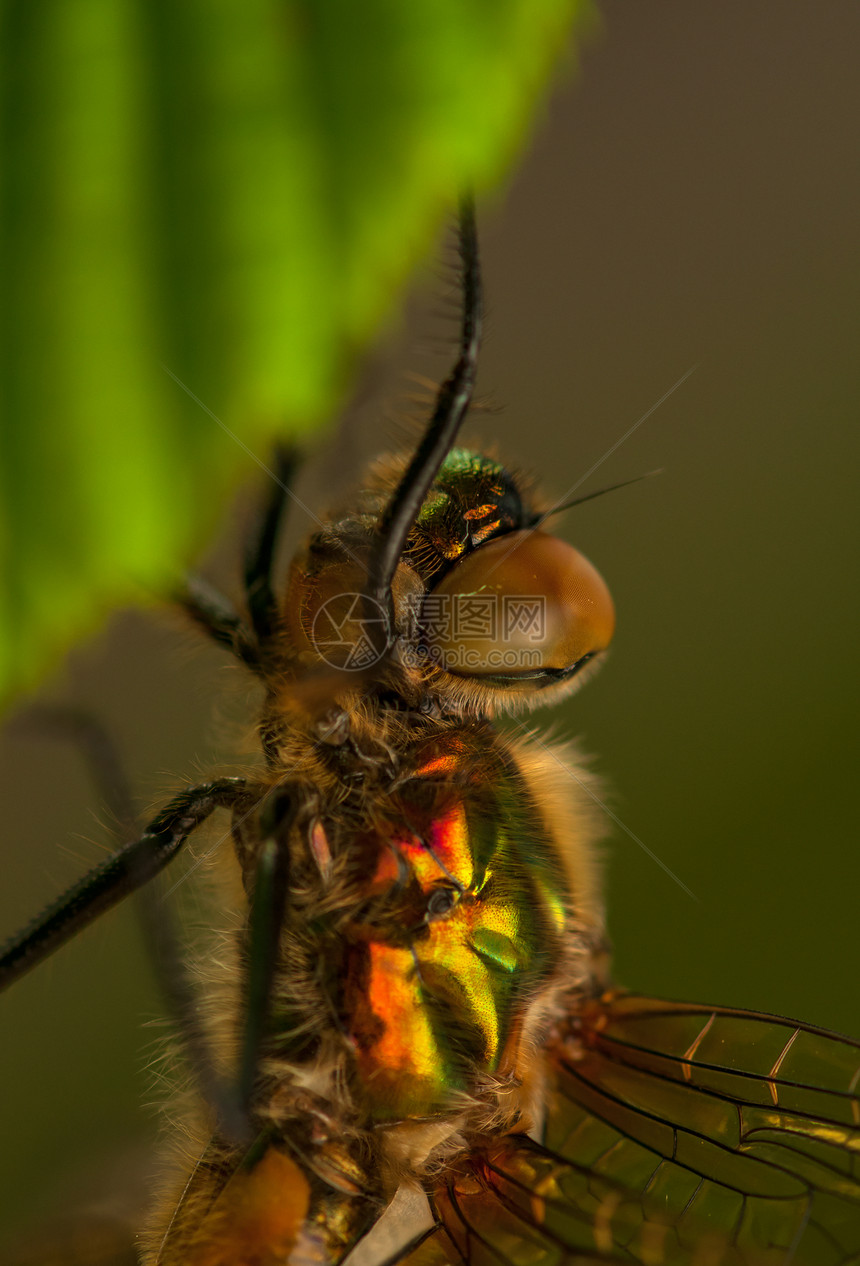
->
(366, 197), (482, 630)
(178, 572), (261, 671)
(6, 706), (259, 1144)
(179, 445), (297, 668)
(9, 705), (136, 836)
(237, 786), (293, 1116)
(0, 776), (247, 992)
(242, 444), (298, 648)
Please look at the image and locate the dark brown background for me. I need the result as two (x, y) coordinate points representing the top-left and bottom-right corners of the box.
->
(2, 0), (859, 1242)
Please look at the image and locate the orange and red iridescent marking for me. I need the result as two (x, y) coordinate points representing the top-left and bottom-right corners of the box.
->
(344, 737), (569, 1118)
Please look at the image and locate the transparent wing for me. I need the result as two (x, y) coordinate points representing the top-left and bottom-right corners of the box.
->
(390, 992), (860, 1265)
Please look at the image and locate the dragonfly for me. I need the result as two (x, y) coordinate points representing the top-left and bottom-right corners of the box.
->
(1, 201), (859, 1265)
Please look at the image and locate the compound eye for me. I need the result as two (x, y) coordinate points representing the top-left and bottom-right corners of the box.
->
(419, 530), (615, 681)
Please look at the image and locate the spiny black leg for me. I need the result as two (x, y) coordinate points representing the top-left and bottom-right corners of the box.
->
(6, 707), (255, 1145)
(178, 445), (297, 671)
(0, 777), (247, 991)
(366, 197), (482, 636)
(179, 573), (261, 671)
(238, 787), (293, 1115)
(243, 445), (298, 648)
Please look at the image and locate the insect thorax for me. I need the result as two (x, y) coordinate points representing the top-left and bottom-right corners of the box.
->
(243, 716), (596, 1164)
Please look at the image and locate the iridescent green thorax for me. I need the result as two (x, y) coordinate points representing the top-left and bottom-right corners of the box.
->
(407, 449), (526, 583)
(340, 729), (569, 1121)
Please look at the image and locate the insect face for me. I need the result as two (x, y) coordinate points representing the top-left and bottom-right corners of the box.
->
(284, 447), (615, 721)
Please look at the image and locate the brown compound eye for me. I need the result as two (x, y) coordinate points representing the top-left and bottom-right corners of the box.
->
(419, 530), (615, 683)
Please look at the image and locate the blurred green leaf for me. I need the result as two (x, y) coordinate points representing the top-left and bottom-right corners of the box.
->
(0, 0), (594, 701)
